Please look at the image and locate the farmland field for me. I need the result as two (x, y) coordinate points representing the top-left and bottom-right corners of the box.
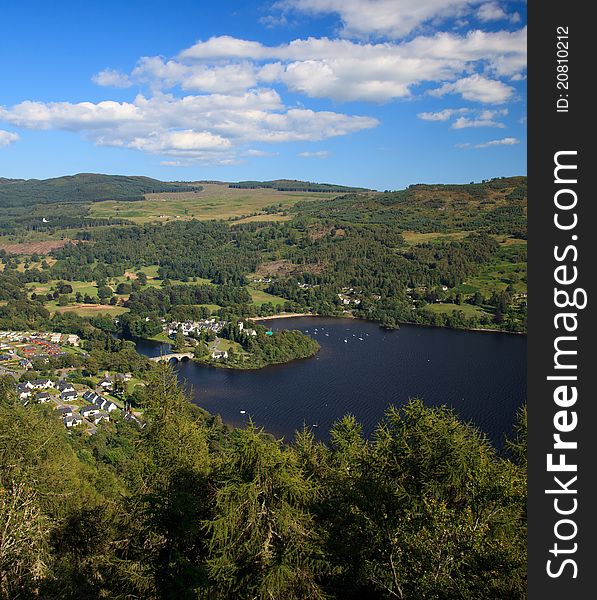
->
(89, 183), (335, 223)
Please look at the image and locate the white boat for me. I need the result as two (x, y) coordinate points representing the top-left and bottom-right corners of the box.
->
(240, 410), (246, 414)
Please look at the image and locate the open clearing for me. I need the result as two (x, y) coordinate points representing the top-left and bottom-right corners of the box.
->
(49, 303), (129, 317)
(425, 303), (489, 318)
(0, 239), (72, 255)
(89, 183), (334, 224)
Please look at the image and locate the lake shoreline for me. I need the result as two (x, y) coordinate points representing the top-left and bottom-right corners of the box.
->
(253, 312), (526, 336)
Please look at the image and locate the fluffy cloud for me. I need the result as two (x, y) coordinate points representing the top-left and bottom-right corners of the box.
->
(102, 29), (525, 103)
(274, 0), (485, 39)
(476, 2), (520, 23)
(0, 92), (377, 163)
(0, 130), (19, 146)
(92, 68), (132, 88)
(430, 74), (514, 103)
(420, 106), (507, 128)
(4, 11), (526, 164)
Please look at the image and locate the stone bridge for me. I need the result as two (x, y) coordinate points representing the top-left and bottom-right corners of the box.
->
(149, 352), (194, 363)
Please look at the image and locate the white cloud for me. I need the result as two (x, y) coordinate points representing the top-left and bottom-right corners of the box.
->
(122, 29), (526, 103)
(92, 68), (132, 88)
(459, 136), (519, 148)
(476, 2), (507, 21)
(418, 108), (469, 121)
(298, 150), (330, 158)
(430, 74), (514, 103)
(0, 130), (19, 146)
(0, 92), (377, 164)
(452, 116), (504, 128)
(477, 136), (519, 147)
(275, 0), (485, 39)
(476, 2), (520, 23)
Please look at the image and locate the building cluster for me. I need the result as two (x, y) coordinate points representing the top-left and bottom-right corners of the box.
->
(166, 318), (226, 337)
(0, 330), (80, 366)
(338, 288), (362, 306)
(165, 319), (257, 339)
(15, 376), (121, 431)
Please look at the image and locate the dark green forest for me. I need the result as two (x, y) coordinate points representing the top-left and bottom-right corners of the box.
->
(0, 365), (527, 600)
(0, 173), (202, 207)
(229, 179), (370, 193)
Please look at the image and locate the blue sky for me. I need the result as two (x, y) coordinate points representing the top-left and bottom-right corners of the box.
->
(0, 0), (526, 190)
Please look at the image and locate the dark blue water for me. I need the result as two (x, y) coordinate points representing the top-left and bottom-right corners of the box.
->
(133, 317), (526, 448)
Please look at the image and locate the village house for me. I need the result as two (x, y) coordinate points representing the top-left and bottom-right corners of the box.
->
(30, 378), (54, 390)
(97, 397), (118, 413)
(61, 390), (78, 402)
(98, 377), (112, 390)
(35, 391), (52, 404)
(17, 383), (32, 400)
(64, 414), (84, 428)
(57, 406), (74, 418)
(57, 380), (75, 393)
(80, 405), (101, 418)
(211, 350), (228, 360)
(91, 411), (110, 425)
(82, 390), (101, 404)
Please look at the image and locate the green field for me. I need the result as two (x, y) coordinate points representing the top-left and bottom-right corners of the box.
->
(89, 183), (333, 224)
(48, 303), (130, 317)
(247, 286), (286, 306)
(425, 302), (489, 318)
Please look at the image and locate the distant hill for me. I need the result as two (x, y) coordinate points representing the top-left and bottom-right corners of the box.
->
(292, 176), (527, 236)
(229, 179), (372, 193)
(0, 173), (203, 208)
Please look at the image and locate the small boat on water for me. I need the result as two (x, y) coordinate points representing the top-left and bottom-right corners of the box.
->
(344, 339), (348, 343)
(240, 410), (246, 414)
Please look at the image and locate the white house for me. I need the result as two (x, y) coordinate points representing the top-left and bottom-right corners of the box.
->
(92, 411), (110, 425)
(57, 380), (75, 393)
(66, 334), (80, 346)
(211, 350), (228, 360)
(64, 414), (84, 428)
(31, 378), (54, 389)
(61, 390), (78, 402)
(17, 383), (32, 400)
(98, 378), (112, 390)
(35, 392), (52, 403)
(98, 397), (118, 413)
(80, 405), (101, 418)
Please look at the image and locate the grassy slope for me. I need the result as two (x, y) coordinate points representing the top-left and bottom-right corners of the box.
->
(89, 183), (337, 223)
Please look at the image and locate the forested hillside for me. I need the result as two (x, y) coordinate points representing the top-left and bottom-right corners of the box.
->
(0, 173), (202, 208)
(0, 365), (527, 599)
(229, 179), (370, 193)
